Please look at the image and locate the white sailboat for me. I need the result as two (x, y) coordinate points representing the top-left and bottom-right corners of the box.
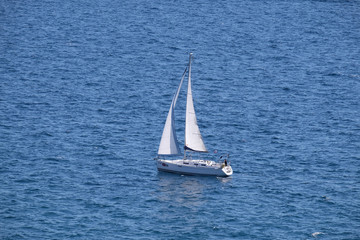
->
(156, 53), (233, 177)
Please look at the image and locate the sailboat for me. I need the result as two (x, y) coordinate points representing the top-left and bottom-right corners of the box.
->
(156, 53), (233, 177)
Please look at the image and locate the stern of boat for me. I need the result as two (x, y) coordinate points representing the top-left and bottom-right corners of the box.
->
(221, 165), (233, 176)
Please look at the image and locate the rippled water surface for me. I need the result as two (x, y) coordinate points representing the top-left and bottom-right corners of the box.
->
(1, 0), (359, 239)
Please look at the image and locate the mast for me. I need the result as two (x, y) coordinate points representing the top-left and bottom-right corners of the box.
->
(184, 53), (192, 159)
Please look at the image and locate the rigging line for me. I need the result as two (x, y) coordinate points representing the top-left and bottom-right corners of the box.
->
(172, 67), (188, 108)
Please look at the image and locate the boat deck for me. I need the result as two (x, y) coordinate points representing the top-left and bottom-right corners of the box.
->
(161, 159), (222, 168)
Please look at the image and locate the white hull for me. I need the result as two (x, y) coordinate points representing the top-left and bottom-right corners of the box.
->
(157, 159), (233, 177)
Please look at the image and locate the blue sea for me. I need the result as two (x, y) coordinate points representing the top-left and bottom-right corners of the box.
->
(1, 0), (359, 239)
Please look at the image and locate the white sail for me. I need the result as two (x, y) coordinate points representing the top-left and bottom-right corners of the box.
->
(158, 68), (187, 155)
(185, 53), (208, 152)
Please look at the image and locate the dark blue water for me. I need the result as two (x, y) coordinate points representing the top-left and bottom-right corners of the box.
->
(1, 0), (359, 239)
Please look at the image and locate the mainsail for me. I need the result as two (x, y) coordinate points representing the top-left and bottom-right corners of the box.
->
(184, 53), (208, 152)
(157, 68), (187, 155)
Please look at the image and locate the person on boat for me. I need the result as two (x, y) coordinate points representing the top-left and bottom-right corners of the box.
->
(224, 158), (228, 166)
